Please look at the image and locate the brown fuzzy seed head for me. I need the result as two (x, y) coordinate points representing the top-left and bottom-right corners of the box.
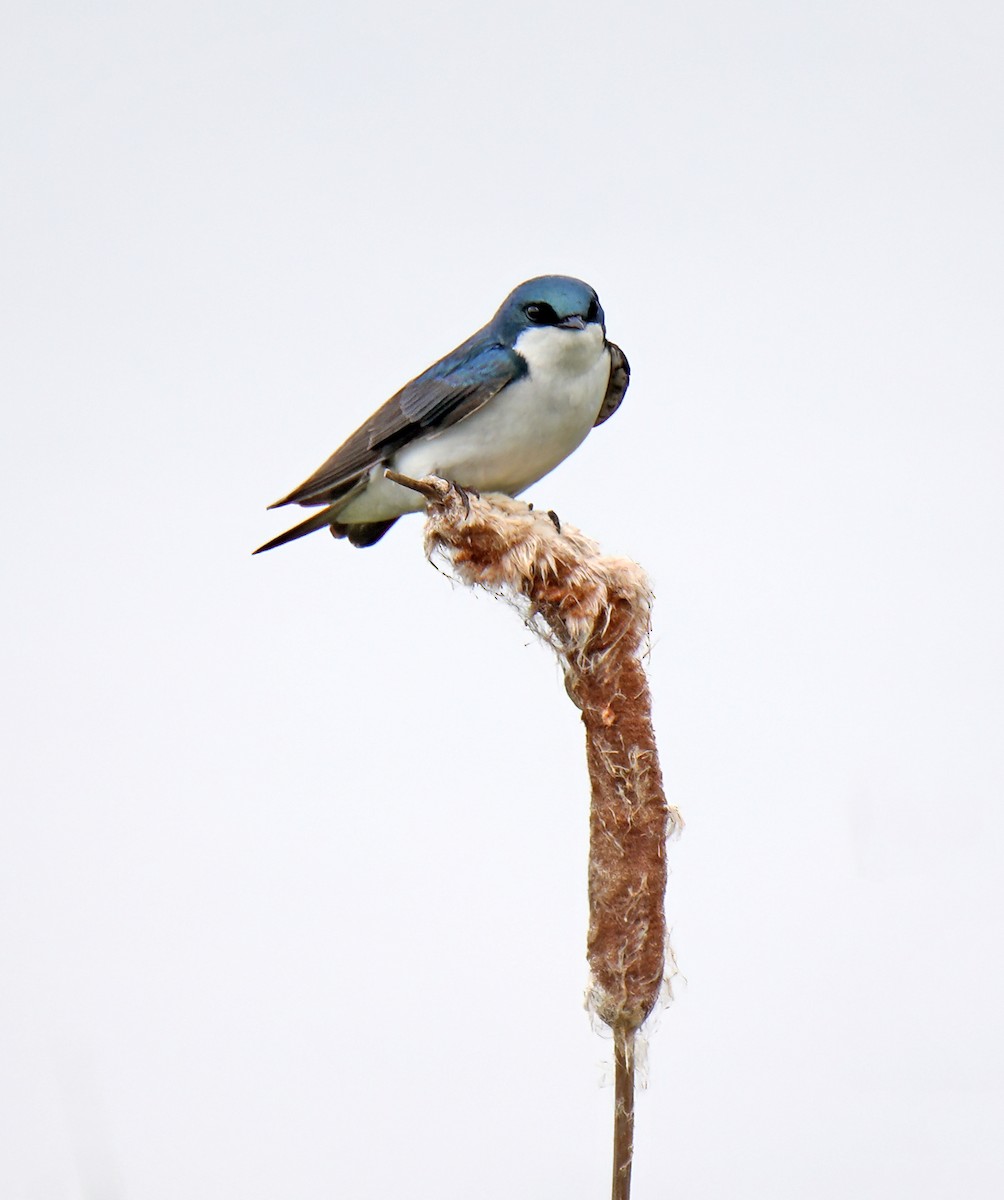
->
(415, 480), (681, 1033)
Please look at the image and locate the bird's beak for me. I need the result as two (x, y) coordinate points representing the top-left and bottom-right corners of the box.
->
(558, 314), (587, 330)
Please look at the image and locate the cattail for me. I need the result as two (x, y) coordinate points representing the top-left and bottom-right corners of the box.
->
(386, 472), (682, 1200)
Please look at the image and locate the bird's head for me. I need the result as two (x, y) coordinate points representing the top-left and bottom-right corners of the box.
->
(493, 275), (606, 345)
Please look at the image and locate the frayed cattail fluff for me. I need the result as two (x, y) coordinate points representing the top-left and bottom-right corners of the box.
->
(391, 475), (682, 1033)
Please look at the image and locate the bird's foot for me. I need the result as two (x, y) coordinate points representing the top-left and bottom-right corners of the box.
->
(445, 480), (478, 517)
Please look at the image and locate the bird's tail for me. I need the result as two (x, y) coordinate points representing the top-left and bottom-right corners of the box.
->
(254, 508), (400, 553)
(253, 505), (343, 554)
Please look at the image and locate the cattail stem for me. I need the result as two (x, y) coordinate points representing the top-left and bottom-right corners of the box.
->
(612, 1025), (636, 1200)
(388, 472), (682, 1200)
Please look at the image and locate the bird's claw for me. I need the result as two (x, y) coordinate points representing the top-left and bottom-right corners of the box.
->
(448, 480), (473, 518)
(546, 510), (561, 533)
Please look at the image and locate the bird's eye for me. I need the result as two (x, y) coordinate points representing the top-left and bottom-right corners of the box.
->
(586, 298), (599, 322)
(524, 302), (558, 325)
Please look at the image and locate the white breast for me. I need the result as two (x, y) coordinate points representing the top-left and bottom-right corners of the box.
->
(338, 324), (611, 523)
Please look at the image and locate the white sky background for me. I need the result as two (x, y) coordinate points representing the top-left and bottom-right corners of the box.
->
(2, 1), (1002, 1196)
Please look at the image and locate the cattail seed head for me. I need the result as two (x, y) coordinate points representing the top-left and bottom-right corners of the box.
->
(405, 477), (682, 1034)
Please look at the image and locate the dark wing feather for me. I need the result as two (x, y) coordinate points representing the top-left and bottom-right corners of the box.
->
(271, 336), (524, 509)
(593, 341), (630, 427)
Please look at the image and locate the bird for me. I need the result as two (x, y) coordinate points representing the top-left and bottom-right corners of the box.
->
(254, 275), (629, 553)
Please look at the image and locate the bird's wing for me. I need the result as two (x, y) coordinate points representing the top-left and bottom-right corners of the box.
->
(271, 338), (525, 509)
(593, 341), (630, 427)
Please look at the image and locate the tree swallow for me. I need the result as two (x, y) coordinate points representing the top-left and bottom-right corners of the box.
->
(254, 275), (629, 553)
